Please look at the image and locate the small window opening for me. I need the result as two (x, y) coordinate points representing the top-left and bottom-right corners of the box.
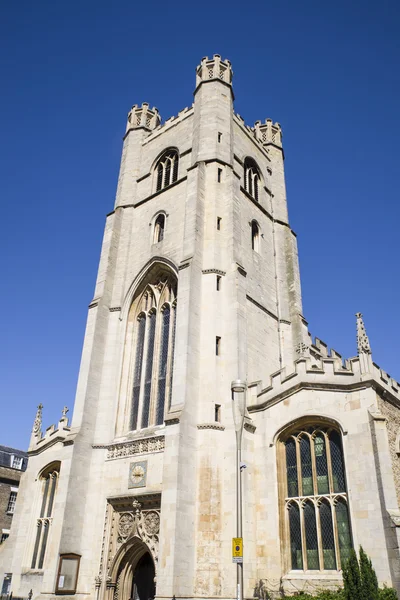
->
(216, 275), (221, 291)
(218, 132), (222, 143)
(215, 404), (221, 422)
(217, 217), (221, 230)
(251, 221), (260, 252)
(217, 168), (222, 183)
(154, 214), (165, 243)
(216, 336), (221, 356)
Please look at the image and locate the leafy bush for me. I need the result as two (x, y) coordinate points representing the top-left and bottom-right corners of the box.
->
(379, 586), (398, 600)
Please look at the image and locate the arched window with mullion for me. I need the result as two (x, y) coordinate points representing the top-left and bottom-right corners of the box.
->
(126, 272), (178, 433)
(282, 423), (352, 572)
(155, 150), (179, 192)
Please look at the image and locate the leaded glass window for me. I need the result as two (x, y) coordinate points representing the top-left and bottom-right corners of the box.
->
(155, 150), (179, 192)
(31, 464), (60, 570)
(128, 274), (177, 431)
(282, 424), (352, 572)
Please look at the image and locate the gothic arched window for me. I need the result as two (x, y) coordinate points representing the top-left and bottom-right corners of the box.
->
(280, 424), (352, 571)
(129, 274), (177, 431)
(244, 157), (260, 201)
(251, 220), (260, 252)
(153, 214), (165, 243)
(155, 150), (179, 192)
(31, 462), (60, 570)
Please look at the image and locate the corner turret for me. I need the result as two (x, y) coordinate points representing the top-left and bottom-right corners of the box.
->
(195, 54), (233, 88)
(126, 102), (161, 133)
(254, 119), (283, 149)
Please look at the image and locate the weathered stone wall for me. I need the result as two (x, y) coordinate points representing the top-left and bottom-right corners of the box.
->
(379, 396), (400, 506)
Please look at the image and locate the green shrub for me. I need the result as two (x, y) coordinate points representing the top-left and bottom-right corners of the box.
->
(379, 586), (398, 600)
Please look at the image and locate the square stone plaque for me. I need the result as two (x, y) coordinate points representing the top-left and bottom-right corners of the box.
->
(128, 460), (148, 488)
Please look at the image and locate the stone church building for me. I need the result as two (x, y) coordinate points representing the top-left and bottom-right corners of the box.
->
(2, 55), (400, 599)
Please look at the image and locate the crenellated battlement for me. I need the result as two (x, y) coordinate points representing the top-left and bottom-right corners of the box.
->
(28, 405), (72, 454)
(248, 337), (400, 411)
(195, 54), (233, 87)
(234, 113), (283, 156)
(126, 102), (161, 132)
(143, 105), (194, 143)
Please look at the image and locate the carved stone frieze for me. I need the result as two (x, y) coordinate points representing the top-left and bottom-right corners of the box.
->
(106, 436), (165, 460)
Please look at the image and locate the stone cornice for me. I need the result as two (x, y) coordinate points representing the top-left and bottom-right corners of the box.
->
(197, 423), (225, 431)
(202, 268), (226, 276)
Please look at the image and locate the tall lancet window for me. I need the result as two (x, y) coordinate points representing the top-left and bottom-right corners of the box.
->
(244, 157), (261, 201)
(279, 422), (352, 572)
(155, 149), (179, 192)
(31, 463), (60, 570)
(128, 272), (177, 431)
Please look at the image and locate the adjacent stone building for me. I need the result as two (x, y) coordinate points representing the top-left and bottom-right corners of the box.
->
(1, 55), (400, 600)
(0, 446), (28, 545)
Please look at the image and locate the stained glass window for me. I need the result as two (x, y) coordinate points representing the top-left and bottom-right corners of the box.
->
(288, 503), (303, 569)
(141, 312), (156, 429)
(320, 501), (336, 569)
(156, 307), (170, 425)
(330, 431), (346, 493)
(130, 316), (146, 431)
(283, 425), (352, 572)
(300, 436), (313, 496)
(336, 500), (352, 564)
(304, 502), (319, 570)
(314, 433), (329, 494)
(286, 438), (298, 497)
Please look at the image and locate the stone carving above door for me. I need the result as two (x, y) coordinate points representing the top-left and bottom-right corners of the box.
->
(102, 494), (161, 582)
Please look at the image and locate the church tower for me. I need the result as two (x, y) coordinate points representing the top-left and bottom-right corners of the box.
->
(2, 55), (400, 600)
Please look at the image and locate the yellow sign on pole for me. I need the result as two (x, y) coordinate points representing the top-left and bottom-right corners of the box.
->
(232, 538), (243, 563)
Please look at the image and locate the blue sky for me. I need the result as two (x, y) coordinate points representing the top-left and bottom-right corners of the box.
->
(1, 0), (399, 449)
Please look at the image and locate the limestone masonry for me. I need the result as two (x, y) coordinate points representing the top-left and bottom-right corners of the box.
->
(1, 55), (400, 600)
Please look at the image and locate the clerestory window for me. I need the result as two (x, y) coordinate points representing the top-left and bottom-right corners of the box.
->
(31, 463), (60, 570)
(155, 150), (179, 192)
(244, 157), (260, 201)
(280, 424), (352, 572)
(129, 274), (177, 431)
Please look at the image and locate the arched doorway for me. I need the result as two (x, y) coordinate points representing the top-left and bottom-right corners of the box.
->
(110, 538), (156, 600)
(131, 552), (155, 600)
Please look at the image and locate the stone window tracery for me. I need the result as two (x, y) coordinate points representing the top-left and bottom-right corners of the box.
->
(244, 157), (260, 201)
(279, 424), (352, 572)
(129, 275), (177, 432)
(31, 462), (60, 570)
(155, 150), (179, 192)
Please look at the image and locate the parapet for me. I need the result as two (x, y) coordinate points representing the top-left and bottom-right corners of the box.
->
(254, 119), (283, 148)
(195, 54), (233, 87)
(126, 103), (161, 133)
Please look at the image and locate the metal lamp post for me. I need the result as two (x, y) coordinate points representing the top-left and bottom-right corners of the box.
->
(231, 379), (247, 600)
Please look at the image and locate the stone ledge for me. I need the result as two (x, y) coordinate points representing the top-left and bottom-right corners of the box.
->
(197, 423), (225, 431)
